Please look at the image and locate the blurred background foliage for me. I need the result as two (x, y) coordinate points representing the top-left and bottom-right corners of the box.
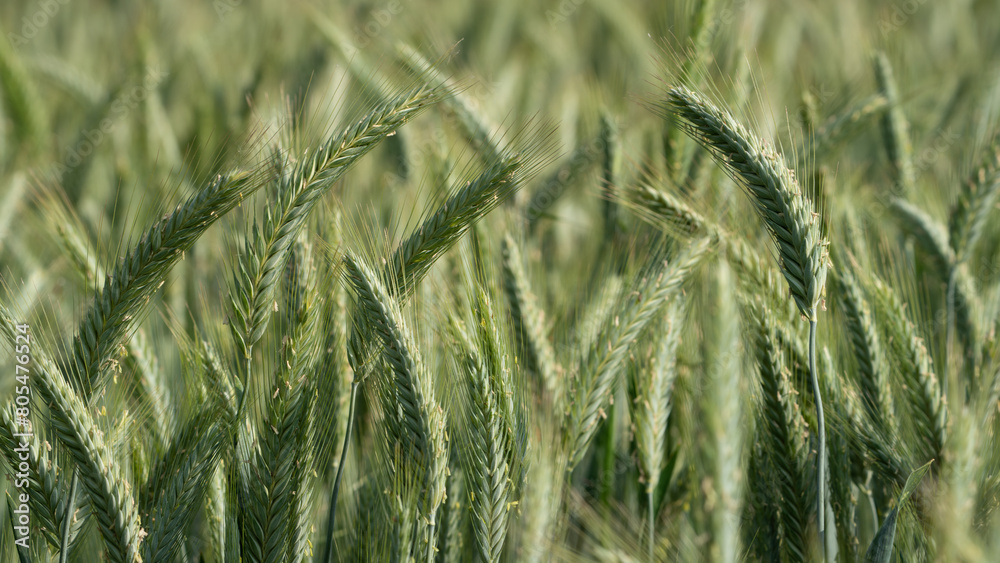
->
(2, 0), (1000, 561)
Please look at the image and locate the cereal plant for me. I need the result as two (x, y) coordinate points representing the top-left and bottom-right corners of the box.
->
(2, 1), (1000, 562)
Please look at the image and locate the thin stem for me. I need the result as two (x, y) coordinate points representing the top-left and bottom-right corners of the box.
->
(946, 268), (956, 356)
(647, 490), (655, 563)
(59, 469), (79, 563)
(426, 522), (435, 563)
(808, 315), (826, 560)
(324, 379), (359, 563)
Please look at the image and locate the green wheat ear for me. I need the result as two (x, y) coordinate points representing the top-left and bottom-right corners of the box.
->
(663, 84), (831, 556)
(663, 86), (828, 321)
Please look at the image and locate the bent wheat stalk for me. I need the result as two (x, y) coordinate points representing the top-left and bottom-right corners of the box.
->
(663, 85), (830, 554)
(72, 171), (260, 403)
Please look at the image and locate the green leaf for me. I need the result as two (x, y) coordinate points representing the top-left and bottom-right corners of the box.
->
(864, 460), (933, 563)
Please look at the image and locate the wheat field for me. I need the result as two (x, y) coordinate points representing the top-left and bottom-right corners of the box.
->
(1, 1), (999, 561)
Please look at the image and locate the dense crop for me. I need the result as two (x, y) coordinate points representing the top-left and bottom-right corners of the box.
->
(2, 1), (1000, 562)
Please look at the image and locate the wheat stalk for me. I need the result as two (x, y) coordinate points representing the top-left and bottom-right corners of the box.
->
(70, 171), (260, 403)
(751, 305), (811, 561)
(566, 235), (712, 470)
(344, 252), (448, 558)
(1, 305), (144, 563)
(665, 84), (830, 552)
(702, 261), (743, 563)
(501, 233), (561, 406)
(874, 52), (915, 196)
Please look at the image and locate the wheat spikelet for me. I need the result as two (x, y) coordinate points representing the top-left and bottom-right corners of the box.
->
(1, 306), (144, 563)
(387, 155), (525, 300)
(873, 52), (915, 196)
(439, 462), (467, 563)
(230, 86), (442, 384)
(525, 133), (602, 231)
(870, 275), (947, 466)
(140, 408), (226, 562)
(279, 240), (322, 563)
(621, 182), (802, 331)
(949, 141), (1000, 262)
(344, 252), (448, 556)
(203, 464), (227, 563)
(566, 236), (712, 470)
(501, 233), (561, 405)
(397, 43), (506, 165)
(457, 351), (512, 563)
(621, 182), (708, 238)
(803, 94), (889, 161)
(890, 197), (980, 374)
(0, 405), (85, 550)
(40, 188), (175, 447)
(751, 305), (811, 561)
(71, 171), (260, 402)
(631, 299), (684, 497)
(832, 260), (896, 437)
(664, 86), (828, 321)
(664, 84), (831, 551)
(236, 236), (324, 563)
